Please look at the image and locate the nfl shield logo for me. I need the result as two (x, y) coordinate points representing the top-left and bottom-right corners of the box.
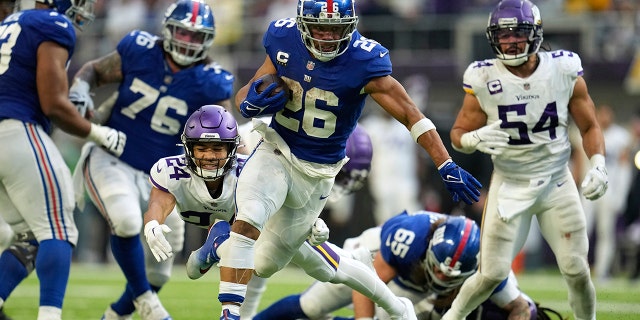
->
(306, 61), (315, 71)
(524, 83), (530, 90)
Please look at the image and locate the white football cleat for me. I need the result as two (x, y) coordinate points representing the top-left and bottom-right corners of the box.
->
(100, 306), (132, 320)
(133, 290), (172, 320)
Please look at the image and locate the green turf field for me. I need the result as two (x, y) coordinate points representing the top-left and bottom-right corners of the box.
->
(3, 263), (640, 319)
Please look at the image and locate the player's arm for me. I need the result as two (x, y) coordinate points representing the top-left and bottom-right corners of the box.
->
(234, 55), (277, 113)
(352, 251), (397, 319)
(143, 187), (178, 225)
(73, 50), (124, 88)
(569, 77), (605, 159)
(365, 75), (450, 167)
(450, 93), (487, 150)
(37, 41), (91, 137)
(69, 50), (124, 120)
(366, 75), (482, 204)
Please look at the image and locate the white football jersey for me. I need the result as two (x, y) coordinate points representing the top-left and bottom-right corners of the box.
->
(462, 50), (582, 179)
(149, 154), (246, 229)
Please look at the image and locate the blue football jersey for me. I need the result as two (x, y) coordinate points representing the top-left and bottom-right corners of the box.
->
(105, 30), (234, 172)
(379, 210), (447, 291)
(0, 10), (76, 133)
(262, 18), (391, 164)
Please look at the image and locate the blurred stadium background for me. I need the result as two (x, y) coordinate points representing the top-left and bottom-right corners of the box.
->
(20, 0), (640, 317)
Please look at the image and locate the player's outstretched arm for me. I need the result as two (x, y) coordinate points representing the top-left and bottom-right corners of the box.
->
(367, 75), (482, 204)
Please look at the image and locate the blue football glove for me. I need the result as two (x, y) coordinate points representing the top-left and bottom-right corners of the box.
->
(438, 160), (482, 205)
(239, 78), (288, 118)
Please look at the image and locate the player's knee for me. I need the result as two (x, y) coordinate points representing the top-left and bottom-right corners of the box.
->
(557, 253), (589, 276)
(253, 255), (282, 278)
(231, 220), (260, 240)
(111, 216), (142, 237)
(300, 294), (329, 318)
(147, 270), (170, 288)
(303, 263), (336, 283)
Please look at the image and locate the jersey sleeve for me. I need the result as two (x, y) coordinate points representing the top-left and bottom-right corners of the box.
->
(116, 30), (159, 74)
(462, 59), (495, 95)
(552, 50), (583, 79)
(201, 62), (234, 102)
(149, 158), (172, 193)
(25, 11), (76, 55)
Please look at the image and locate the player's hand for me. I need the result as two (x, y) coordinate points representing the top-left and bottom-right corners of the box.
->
(144, 220), (173, 262)
(438, 160), (482, 205)
(87, 123), (126, 157)
(581, 154), (608, 200)
(308, 218), (329, 246)
(68, 79), (94, 118)
(460, 120), (510, 155)
(239, 79), (287, 118)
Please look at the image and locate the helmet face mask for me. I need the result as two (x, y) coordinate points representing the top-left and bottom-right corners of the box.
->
(296, 0), (358, 62)
(37, 0), (95, 29)
(181, 105), (239, 181)
(163, 0), (215, 66)
(486, 0), (543, 66)
(423, 217), (480, 294)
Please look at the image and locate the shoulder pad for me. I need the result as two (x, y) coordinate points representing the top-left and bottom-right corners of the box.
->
(546, 50), (583, 78)
(462, 59), (497, 94)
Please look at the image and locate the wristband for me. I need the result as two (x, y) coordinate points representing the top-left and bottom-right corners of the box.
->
(589, 154), (605, 168)
(437, 158), (453, 170)
(410, 118), (436, 142)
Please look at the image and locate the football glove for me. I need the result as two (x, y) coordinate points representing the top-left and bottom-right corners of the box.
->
(87, 123), (126, 157)
(308, 218), (329, 246)
(68, 79), (94, 118)
(144, 220), (173, 262)
(438, 159), (482, 205)
(458, 120), (510, 155)
(581, 154), (608, 200)
(239, 78), (288, 118)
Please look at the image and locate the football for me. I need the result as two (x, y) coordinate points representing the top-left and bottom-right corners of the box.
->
(256, 74), (290, 98)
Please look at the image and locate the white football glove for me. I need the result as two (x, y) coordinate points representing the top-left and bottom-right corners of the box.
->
(144, 220), (173, 262)
(581, 154), (608, 200)
(458, 120), (510, 155)
(308, 218), (329, 246)
(68, 78), (94, 118)
(87, 123), (126, 157)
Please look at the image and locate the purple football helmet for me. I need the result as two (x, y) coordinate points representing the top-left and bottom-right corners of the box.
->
(331, 124), (373, 200)
(163, 0), (215, 66)
(181, 105), (240, 181)
(36, 0), (95, 29)
(296, 0), (359, 62)
(486, 0), (543, 66)
(424, 216), (480, 294)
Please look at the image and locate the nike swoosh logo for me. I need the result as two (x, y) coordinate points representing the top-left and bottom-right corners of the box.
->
(556, 180), (567, 187)
(55, 21), (68, 28)
(225, 75), (234, 80)
(319, 194), (330, 200)
(199, 266), (211, 274)
(156, 165), (162, 173)
(379, 51), (389, 58)
(446, 174), (460, 181)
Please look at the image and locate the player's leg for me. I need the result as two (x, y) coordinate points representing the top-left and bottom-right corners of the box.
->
(291, 241), (414, 320)
(218, 145), (289, 318)
(443, 173), (530, 320)
(80, 146), (169, 319)
(538, 169), (595, 320)
(0, 122), (78, 320)
(238, 275), (269, 318)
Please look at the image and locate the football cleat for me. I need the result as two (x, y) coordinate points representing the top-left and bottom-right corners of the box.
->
(100, 306), (132, 320)
(186, 221), (230, 279)
(219, 309), (240, 320)
(133, 290), (172, 320)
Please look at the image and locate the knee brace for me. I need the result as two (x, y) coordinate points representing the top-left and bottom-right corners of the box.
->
(7, 241), (38, 275)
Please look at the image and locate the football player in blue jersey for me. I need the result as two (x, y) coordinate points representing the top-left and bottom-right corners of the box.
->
(253, 212), (539, 320)
(442, 1), (604, 320)
(0, 0), (124, 319)
(216, 0), (482, 319)
(68, 0), (234, 319)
